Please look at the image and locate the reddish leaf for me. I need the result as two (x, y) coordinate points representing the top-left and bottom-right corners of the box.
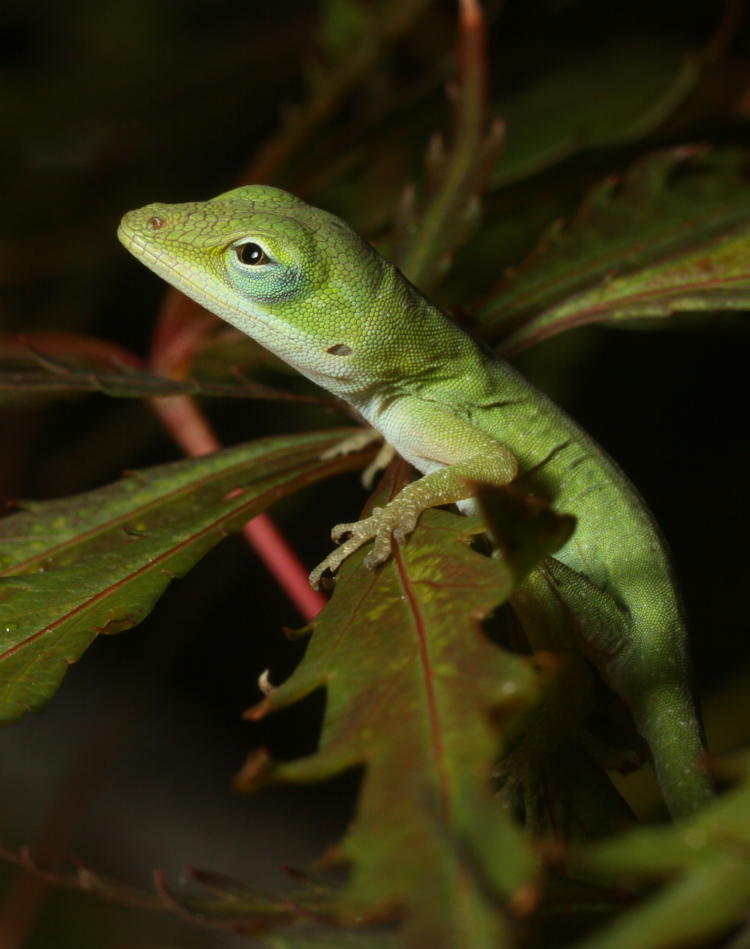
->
(238, 465), (573, 947)
(0, 429), (371, 722)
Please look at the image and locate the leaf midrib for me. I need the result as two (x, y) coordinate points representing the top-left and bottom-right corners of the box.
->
(394, 541), (452, 822)
(1, 433), (343, 577)
(0, 458), (331, 664)
(493, 191), (750, 319)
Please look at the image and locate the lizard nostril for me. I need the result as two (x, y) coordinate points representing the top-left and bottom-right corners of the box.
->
(146, 215), (166, 231)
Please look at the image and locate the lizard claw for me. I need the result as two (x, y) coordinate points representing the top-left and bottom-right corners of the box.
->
(330, 520), (356, 544)
(392, 505), (420, 544)
(309, 530), (372, 589)
(330, 507), (383, 544)
(309, 500), (423, 589)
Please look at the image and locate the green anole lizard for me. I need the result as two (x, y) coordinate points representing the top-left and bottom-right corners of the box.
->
(119, 184), (712, 818)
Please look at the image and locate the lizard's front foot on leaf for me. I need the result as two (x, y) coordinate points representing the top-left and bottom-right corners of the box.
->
(309, 498), (421, 589)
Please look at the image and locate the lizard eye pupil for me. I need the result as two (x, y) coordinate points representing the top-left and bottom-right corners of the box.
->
(236, 242), (268, 265)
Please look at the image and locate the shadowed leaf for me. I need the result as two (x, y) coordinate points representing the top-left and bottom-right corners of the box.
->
(0, 350), (336, 407)
(0, 429), (372, 722)
(266, 933), (398, 948)
(477, 484), (575, 577)
(238, 464), (573, 948)
(478, 489), (637, 839)
(189, 330), (295, 380)
(492, 41), (698, 189)
(392, 0), (502, 294)
(476, 147), (750, 351)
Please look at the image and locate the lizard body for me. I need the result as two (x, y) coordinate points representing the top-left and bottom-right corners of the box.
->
(119, 185), (711, 817)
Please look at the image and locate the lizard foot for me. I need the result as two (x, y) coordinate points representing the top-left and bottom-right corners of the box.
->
(361, 442), (396, 489)
(320, 428), (394, 490)
(308, 497), (422, 589)
(320, 428), (382, 461)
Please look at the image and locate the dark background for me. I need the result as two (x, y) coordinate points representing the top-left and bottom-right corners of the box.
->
(1, 1), (748, 945)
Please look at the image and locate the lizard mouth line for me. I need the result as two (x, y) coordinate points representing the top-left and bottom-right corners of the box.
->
(117, 223), (301, 348)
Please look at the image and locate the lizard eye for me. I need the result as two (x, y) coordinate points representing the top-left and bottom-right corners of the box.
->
(235, 242), (270, 266)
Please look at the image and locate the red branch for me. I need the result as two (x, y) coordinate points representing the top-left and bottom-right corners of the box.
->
(149, 389), (325, 622)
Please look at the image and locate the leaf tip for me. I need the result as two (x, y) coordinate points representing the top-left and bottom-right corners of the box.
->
(243, 696), (272, 721)
(282, 622), (313, 641)
(235, 747), (275, 791)
(508, 882), (540, 917)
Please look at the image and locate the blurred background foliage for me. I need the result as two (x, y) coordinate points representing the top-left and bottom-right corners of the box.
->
(1, 0), (749, 945)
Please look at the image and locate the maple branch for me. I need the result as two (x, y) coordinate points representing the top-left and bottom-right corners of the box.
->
(393, 0), (503, 292)
(155, 395), (325, 620)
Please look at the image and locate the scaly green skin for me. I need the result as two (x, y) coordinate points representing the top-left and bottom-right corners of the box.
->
(118, 184), (712, 818)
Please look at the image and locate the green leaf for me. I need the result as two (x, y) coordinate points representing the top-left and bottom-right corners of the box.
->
(317, 0), (373, 65)
(238, 465), (573, 947)
(266, 933), (398, 949)
(492, 40), (698, 189)
(567, 754), (750, 949)
(477, 147), (750, 351)
(0, 429), (371, 723)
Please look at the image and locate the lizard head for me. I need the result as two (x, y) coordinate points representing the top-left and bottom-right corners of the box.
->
(118, 185), (398, 395)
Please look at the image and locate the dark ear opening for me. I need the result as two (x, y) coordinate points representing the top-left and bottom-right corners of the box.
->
(326, 343), (353, 356)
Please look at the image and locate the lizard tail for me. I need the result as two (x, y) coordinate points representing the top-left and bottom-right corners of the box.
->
(542, 559), (713, 818)
(629, 678), (713, 818)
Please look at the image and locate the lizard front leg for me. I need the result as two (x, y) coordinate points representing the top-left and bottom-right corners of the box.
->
(309, 418), (518, 588)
